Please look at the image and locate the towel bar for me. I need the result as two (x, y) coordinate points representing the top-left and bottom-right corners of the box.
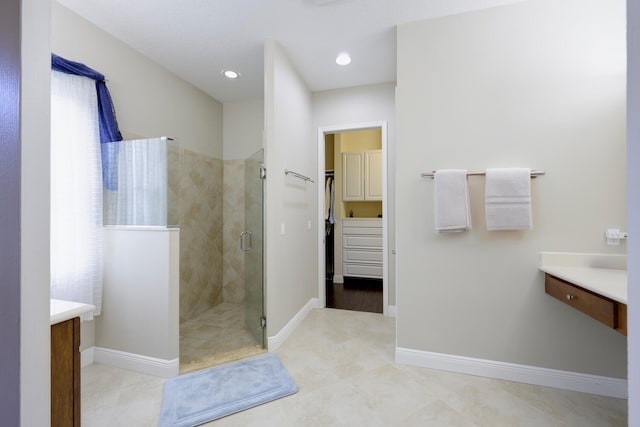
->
(285, 169), (315, 183)
(421, 170), (545, 179)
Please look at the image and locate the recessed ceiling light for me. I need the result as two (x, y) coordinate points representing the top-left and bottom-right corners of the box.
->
(335, 53), (351, 66)
(222, 69), (240, 79)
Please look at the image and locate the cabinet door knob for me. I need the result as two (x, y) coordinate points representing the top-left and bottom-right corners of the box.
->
(566, 294), (576, 301)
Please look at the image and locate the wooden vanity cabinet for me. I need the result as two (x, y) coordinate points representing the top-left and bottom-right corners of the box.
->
(544, 274), (627, 336)
(51, 317), (81, 427)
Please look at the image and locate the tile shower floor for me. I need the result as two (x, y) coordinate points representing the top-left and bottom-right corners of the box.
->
(179, 302), (264, 373)
(81, 309), (628, 427)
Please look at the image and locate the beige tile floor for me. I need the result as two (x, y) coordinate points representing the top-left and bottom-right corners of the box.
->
(179, 302), (264, 373)
(81, 308), (628, 427)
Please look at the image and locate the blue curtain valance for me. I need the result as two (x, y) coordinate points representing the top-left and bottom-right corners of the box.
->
(51, 53), (122, 189)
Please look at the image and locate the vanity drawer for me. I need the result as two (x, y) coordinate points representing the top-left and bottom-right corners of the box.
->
(545, 274), (615, 328)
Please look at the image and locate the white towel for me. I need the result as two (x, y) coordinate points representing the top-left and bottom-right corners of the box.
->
(434, 169), (471, 232)
(485, 168), (532, 231)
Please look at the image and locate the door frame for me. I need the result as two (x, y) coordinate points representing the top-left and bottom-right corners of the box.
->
(0, 0), (22, 421)
(243, 149), (266, 349)
(316, 121), (389, 315)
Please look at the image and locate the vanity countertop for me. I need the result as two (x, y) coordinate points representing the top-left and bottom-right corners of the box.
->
(539, 252), (627, 304)
(50, 299), (95, 325)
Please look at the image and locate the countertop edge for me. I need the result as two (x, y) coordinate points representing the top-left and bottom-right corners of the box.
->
(50, 299), (96, 325)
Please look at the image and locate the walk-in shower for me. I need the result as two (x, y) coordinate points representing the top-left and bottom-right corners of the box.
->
(99, 138), (265, 374)
(178, 147), (265, 373)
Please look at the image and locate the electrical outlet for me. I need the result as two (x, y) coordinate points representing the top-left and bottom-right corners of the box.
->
(605, 228), (628, 245)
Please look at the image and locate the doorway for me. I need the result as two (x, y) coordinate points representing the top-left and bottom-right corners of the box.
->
(317, 122), (388, 315)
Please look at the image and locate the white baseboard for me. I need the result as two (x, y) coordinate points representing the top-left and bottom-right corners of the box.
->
(268, 298), (319, 351)
(93, 347), (179, 379)
(387, 305), (397, 318)
(395, 347), (627, 399)
(81, 347), (94, 368)
(333, 275), (344, 283)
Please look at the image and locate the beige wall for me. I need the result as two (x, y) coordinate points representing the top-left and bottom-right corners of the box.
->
(340, 129), (382, 152)
(396, 0), (626, 377)
(264, 39), (318, 336)
(325, 134), (335, 170)
(223, 99), (264, 160)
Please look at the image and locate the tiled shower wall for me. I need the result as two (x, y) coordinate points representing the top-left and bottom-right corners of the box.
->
(222, 160), (245, 304)
(179, 148), (223, 322)
(178, 149), (247, 323)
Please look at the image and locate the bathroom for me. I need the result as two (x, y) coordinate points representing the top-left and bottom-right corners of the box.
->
(9, 0), (637, 424)
(51, 0), (627, 385)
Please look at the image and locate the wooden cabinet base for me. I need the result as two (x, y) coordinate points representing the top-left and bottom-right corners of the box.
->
(616, 303), (627, 336)
(545, 274), (627, 336)
(51, 317), (80, 427)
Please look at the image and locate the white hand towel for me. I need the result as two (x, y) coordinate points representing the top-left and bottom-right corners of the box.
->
(485, 168), (532, 231)
(434, 169), (471, 232)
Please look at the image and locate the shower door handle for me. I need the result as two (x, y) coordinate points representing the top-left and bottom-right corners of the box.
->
(240, 231), (252, 251)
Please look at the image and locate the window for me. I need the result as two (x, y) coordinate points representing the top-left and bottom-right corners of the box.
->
(50, 70), (103, 317)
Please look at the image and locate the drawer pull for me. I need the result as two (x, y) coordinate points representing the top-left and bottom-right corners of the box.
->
(566, 294), (576, 301)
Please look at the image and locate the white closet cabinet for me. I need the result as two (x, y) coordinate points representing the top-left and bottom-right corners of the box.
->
(342, 218), (383, 279)
(342, 152), (364, 201)
(364, 150), (382, 200)
(342, 150), (382, 201)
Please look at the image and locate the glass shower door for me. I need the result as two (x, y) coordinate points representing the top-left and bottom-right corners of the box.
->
(243, 149), (265, 348)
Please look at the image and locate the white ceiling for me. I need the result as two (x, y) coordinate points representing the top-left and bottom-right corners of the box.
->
(56, 0), (525, 103)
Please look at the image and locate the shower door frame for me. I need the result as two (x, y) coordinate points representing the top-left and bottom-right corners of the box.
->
(243, 148), (266, 348)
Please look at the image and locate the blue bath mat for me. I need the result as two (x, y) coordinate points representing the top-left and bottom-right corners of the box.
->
(159, 353), (298, 426)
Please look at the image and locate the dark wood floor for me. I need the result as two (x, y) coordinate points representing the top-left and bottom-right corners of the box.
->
(326, 277), (383, 313)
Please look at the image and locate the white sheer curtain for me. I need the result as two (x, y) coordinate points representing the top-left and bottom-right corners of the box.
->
(104, 137), (168, 226)
(50, 70), (103, 317)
